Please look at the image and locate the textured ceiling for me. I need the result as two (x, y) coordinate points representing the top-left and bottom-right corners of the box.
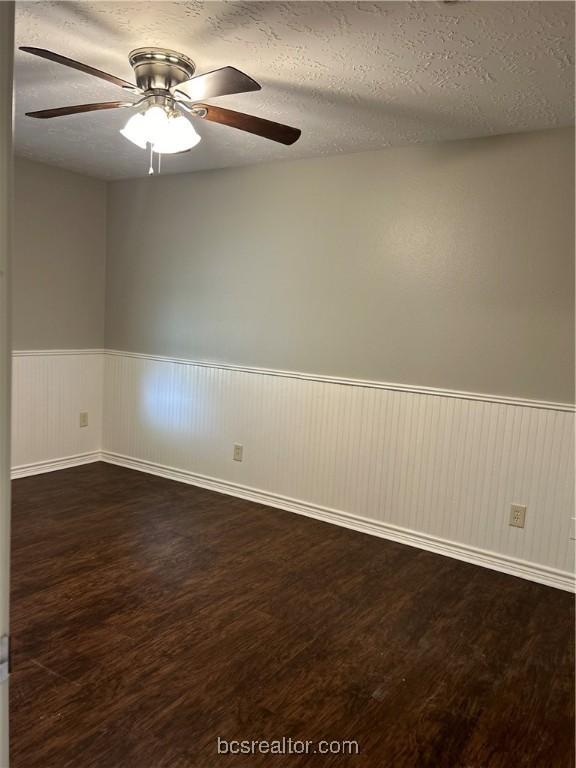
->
(14, 1), (575, 179)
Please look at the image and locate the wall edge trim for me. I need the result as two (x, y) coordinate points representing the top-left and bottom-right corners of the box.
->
(105, 350), (575, 412)
(10, 443), (574, 591)
(11, 451), (101, 479)
(13, 349), (575, 412)
(100, 450), (576, 592)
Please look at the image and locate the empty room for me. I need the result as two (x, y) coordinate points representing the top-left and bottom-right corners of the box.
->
(0, 1), (574, 766)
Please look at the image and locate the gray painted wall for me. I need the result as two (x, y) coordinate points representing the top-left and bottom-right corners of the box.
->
(12, 157), (106, 349)
(106, 128), (575, 404)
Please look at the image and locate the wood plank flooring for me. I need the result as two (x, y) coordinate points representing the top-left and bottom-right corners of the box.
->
(10, 462), (575, 767)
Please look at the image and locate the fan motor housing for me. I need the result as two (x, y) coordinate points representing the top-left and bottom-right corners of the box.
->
(129, 47), (195, 91)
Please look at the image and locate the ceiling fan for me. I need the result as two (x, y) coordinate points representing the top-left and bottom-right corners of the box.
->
(19, 46), (302, 155)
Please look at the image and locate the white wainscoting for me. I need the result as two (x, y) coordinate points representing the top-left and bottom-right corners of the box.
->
(102, 350), (575, 591)
(11, 350), (103, 477)
(10, 349), (575, 590)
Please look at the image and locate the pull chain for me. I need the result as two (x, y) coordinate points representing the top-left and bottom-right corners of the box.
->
(148, 143), (154, 175)
(147, 145), (162, 176)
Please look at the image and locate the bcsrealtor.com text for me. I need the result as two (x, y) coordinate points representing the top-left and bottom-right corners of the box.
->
(217, 737), (360, 756)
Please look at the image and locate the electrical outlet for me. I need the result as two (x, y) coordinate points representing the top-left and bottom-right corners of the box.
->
(233, 443), (243, 462)
(509, 504), (526, 529)
(79, 411), (89, 428)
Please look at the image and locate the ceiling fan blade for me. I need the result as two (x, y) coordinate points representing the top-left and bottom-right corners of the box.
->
(25, 101), (130, 119)
(174, 66), (260, 101)
(189, 103), (301, 145)
(19, 47), (139, 91)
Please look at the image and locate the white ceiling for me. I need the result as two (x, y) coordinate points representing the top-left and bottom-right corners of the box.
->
(14, 1), (575, 180)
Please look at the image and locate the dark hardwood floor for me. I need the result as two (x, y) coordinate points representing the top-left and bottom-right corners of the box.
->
(10, 462), (575, 768)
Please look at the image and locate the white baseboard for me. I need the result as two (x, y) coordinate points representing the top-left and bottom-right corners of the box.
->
(11, 451), (101, 479)
(100, 451), (576, 593)
(11, 448), (574, 592)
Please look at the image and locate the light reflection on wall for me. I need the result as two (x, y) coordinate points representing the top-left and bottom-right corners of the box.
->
(140, 363), (201, 434)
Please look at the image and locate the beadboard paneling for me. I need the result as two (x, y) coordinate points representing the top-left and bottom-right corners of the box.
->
(11, 351), (103, 473)
(10, 350), (574, 587)
(102, 351), (575, 586)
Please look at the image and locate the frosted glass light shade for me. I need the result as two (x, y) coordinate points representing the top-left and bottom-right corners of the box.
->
(120, 112), (148, 149)
(120, 107), (200, 154)
(152, 115), (201, 154)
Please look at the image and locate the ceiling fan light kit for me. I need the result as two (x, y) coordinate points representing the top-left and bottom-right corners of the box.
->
(120, 104), (201, 154)
(20, 44), (301, 170)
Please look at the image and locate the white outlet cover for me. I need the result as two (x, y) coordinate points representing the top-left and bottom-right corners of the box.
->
(509, 504), (527, 529)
